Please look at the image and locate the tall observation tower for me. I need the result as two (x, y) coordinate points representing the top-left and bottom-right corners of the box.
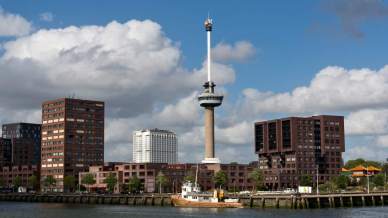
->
(198, 17), (223, 164)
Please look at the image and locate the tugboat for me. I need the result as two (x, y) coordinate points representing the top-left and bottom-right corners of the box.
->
(171, 165), (242, 208)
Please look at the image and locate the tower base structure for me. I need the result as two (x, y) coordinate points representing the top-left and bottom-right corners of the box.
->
(201, 157), (220, 164)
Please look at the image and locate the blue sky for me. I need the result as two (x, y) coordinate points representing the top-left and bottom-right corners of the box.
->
(4, 0), (388, 94)
(0, 0), (388, 163)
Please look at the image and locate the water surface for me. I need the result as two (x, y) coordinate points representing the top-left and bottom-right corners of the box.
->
(0, 202), (387, 218)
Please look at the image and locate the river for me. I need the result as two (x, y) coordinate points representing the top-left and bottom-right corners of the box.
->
(0, 202), (387, 218)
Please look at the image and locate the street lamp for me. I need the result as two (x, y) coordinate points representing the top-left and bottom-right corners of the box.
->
(366, 165), (370, 194)
(316, 165), (319, 195)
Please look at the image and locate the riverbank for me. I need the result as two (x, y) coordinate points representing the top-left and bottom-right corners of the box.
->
(0, 192), (387, 209)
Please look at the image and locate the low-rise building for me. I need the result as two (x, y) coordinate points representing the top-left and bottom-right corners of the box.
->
(0, 165), (40, 189)
(342, 165), (382, 177)
(80, 162), (258, 193)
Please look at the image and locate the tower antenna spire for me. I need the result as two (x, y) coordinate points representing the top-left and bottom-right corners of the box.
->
(204, 15), (212, 83)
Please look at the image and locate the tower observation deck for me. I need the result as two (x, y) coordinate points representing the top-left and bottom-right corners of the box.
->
(198, 17), (223, 164)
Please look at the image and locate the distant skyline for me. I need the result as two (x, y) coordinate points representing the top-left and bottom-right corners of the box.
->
(0, 0), (388, 163)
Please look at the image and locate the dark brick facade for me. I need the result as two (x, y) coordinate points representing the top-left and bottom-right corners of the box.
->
(2, 123), (41, 165)
(255, 115), (345, 190)
(41, 98), (104, 191)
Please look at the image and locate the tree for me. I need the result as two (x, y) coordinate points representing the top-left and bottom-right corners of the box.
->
(213, 170), (228, 189)
(319, 181), (337, 193)
(128, 175), (142, 194)
(300, 175), (312, 186)
(28, 175), (39, 191)
(248, 169), (264, 191)
(344, 159), (382, 169)
(334, 175), (349, 190)
(183, 175), (195, 183)
(373, 174), (385, 187)
(81, 173), (96, 192)
(104, 173), (118, 193)
(13, 176), (22, 189)
(156, 172), (168, 194)
(63, 176), (76, 192)
(382, 163), (388, 175)
(43, 176), (56, 192)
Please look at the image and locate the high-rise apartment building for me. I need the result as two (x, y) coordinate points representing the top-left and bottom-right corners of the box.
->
(254, 115), (345, 190)
(0, 138), (12, 167)
(133, 129), (177, 164)
(2, 123), (41, 165)
(41, 98), (104, 192)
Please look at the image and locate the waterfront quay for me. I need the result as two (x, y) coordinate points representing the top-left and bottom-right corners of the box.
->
(0, 193), (172, 206)
(0, 192), (387, 209)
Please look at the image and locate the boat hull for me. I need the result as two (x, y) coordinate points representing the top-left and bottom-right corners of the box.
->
(171, 195), (243, 208)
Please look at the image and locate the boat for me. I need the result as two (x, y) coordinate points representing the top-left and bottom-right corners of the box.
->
(171, 165), (243, 208)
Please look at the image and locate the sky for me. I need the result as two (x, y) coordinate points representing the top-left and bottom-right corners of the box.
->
(0, 0), (387, 164)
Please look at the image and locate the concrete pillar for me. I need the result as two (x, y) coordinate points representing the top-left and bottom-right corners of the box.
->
(350, 196), (353, 207)
(317, 198), (321, 209)
(340, 197), (344, 207)
(381, 195), (384, 206)
(362, 196), (365, 207)
(261, 197), (265, 208)
(372, 196), (375, 206)
(204, 107), (214, 158)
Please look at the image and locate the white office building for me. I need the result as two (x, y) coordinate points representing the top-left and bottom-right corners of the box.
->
(132, 129), (177, 164)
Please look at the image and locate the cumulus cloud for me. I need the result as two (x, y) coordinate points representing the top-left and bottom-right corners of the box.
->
(323, 0), (388, 38)
(212, 41), (256, 62)
(0, 20), (235, 117)
(39, 12), (54, 22)
(376, 135), (388, 148)
(240, 65), (388, 116)
(345, 109), (388, 135)
(0, 7), (32, 36)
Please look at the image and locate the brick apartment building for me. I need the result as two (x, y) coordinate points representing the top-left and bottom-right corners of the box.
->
(41, 98), (104, 192)
(254, 115), (345, 190)
(0, 138), (12, 167)
(2, 123), (41, 165)
(80, 162), (258, 193)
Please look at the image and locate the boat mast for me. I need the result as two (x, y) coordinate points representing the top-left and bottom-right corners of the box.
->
(195, 163), (199, 188)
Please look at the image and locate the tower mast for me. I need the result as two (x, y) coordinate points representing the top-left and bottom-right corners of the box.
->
(198, 17), (223, 164)
(206, 18), (212, 83)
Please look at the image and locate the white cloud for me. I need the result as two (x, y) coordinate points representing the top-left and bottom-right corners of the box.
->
(240, 65), (388, 116)
(376, 135), (388, 148)
(345, 109), (388, 135)
(212, 41), (256, 62)
(39, 12), (54, 22)
(0, 20), (235, 117)
(0, 7), (32, 36)
(343, 145), (387, 161)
